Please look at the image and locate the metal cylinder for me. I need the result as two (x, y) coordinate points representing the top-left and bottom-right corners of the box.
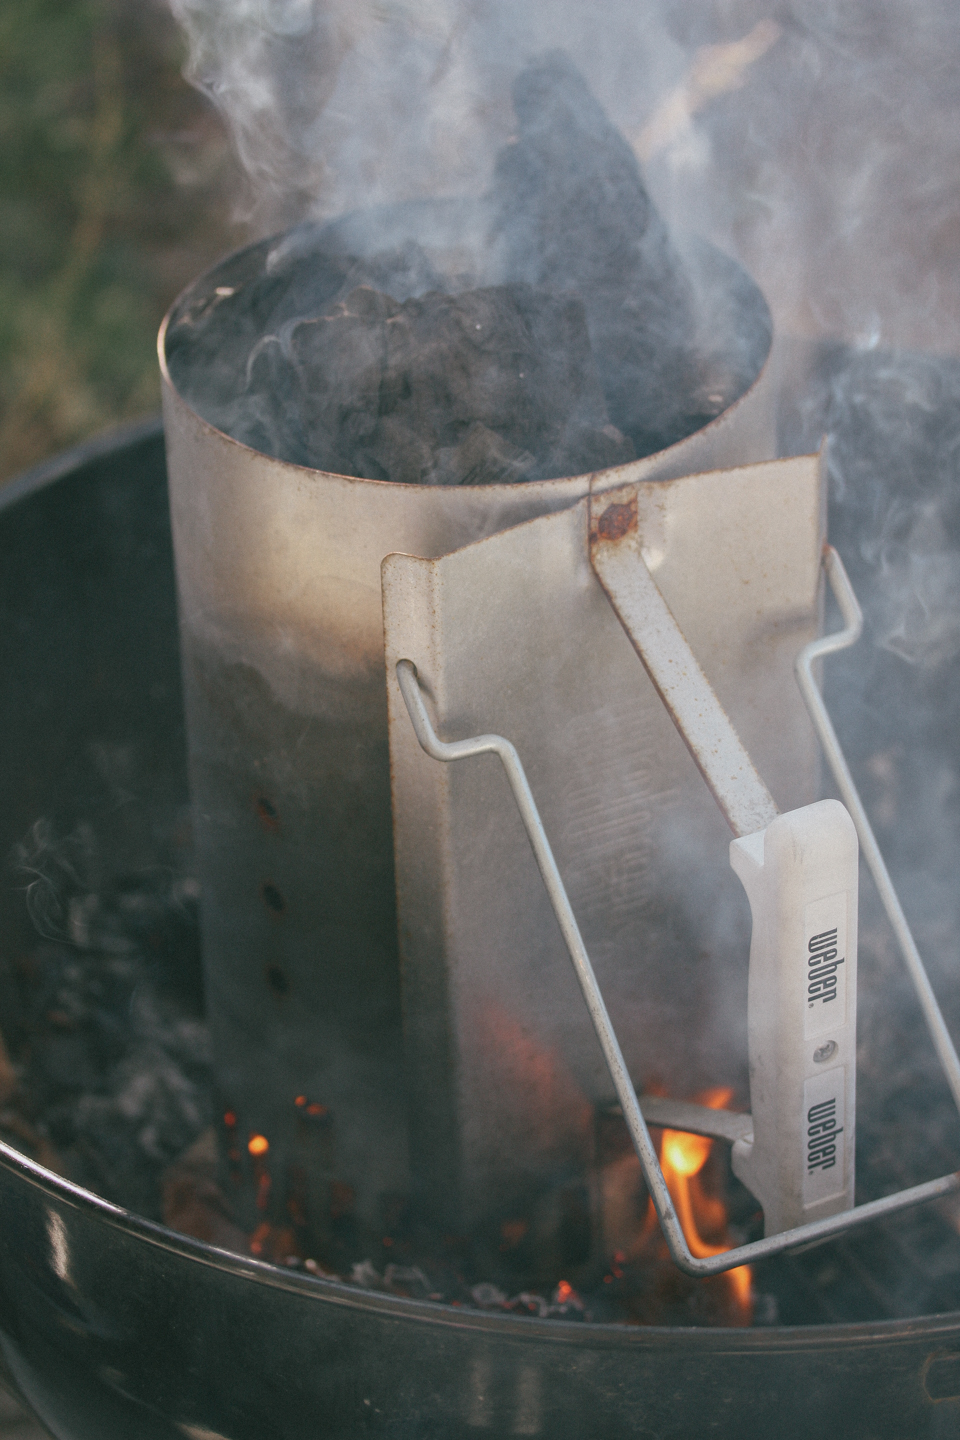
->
(159, 205), (778, 1243)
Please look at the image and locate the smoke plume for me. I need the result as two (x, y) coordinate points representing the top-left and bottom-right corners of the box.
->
(165, 0), (960, 1217)
(167, 1), (960, 352)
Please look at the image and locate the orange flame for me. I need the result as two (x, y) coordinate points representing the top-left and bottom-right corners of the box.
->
(248, 1134), (269, 1157)
(658, 1087), (752, 1322)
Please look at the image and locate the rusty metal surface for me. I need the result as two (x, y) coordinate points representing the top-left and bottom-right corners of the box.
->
(383, 455), (824, 1230)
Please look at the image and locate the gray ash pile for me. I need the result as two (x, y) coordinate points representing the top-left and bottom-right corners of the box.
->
(0, 827), (751, 1323)
(165, 54), (728, 482)
(4, 823), (213, 1224)
(5, 815), (960, 1327)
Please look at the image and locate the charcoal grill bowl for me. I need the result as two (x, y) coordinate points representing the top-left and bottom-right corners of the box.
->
(1, 423), (960, 1438)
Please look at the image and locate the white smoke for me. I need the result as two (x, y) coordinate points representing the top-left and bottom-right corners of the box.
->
(874, 504), (960, 669)
(166, 0), (682, 229)
(661, 0), (960, 356)
(167, 0), (960, 355)
(162, 0), (960, 1250)
(165, 0), (960, 675)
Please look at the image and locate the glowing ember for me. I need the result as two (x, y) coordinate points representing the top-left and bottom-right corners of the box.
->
(247, 1134), (269, 1157)
(248, 1220), (271, 1257)
(294, 1095), (327, 1118)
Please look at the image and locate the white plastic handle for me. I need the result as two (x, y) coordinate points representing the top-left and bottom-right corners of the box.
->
(730, 800), (859, 1235)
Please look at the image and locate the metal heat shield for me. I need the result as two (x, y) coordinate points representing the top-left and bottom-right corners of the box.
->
(382, 456), (825, 1232)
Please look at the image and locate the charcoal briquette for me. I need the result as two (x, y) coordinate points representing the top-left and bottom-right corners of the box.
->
(165, 55), (719, 481)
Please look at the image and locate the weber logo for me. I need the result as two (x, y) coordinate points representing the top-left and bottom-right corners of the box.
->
(807, 1097), (843, 1172)
(808, 928), (844, 1006)
(803, 1068), (846, 1207)
(803, 894), (847, 1040)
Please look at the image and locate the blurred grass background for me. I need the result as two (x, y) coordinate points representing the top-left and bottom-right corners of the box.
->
(0, 0), (239, 483)
(0, 8), (235, 1426)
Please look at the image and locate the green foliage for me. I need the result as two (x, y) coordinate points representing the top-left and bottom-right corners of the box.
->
(0, 0), (236, 480)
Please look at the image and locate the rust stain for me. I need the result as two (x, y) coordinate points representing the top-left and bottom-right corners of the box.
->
(596, 496), (638, 542)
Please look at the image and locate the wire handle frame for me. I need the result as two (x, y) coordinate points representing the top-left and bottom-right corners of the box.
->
(395, 545), (960, 1278)
(798, 547), (960, 1115)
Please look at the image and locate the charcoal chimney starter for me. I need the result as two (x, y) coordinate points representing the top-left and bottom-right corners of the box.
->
(159, 191), (781, 1251)
(4, 26), (960, 1440)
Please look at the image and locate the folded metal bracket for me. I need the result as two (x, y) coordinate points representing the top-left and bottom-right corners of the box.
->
(589, 484), (778, 839)
(395, 540), (960, 1277)
(384, 460), (824, 1225)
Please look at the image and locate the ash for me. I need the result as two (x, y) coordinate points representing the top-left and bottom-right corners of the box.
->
(165, 54), (730, 483)
(5, 823), (214, 1222)
(7, 819), (960, 1328)
(1, 825), (749, 1326)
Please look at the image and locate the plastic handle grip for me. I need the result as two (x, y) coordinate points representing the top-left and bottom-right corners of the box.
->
(730, 800), (858, 1236)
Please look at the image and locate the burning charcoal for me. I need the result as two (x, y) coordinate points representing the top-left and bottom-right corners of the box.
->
(372, 283), (631, 481)
(505, 1291), (552, 1318)
(303, 1257), (342, 1280)
(163, 247), (364, 421)
(162, 1127), (248, 1256)
(383, 1263), (432, 1299)
(490, 52), (702, 454)
(362, 416), (435, 486)
(163, 56), (758, 483)
(169, 235), (637, 482)
(432, 422), (535, 486)
(222, 350), (315, 468)
(168, 242), (448, 468)
(241, 278), (634, 484)
(264, 231), (448, 311)
(469, 1281), (508, 1309)
(217, 285), (394, 471)
(349, 1258), (385, 1289)
(549, 1280), (585, 1317)
(7, 830), (215, 1221)
(291, 286), (400, 473)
